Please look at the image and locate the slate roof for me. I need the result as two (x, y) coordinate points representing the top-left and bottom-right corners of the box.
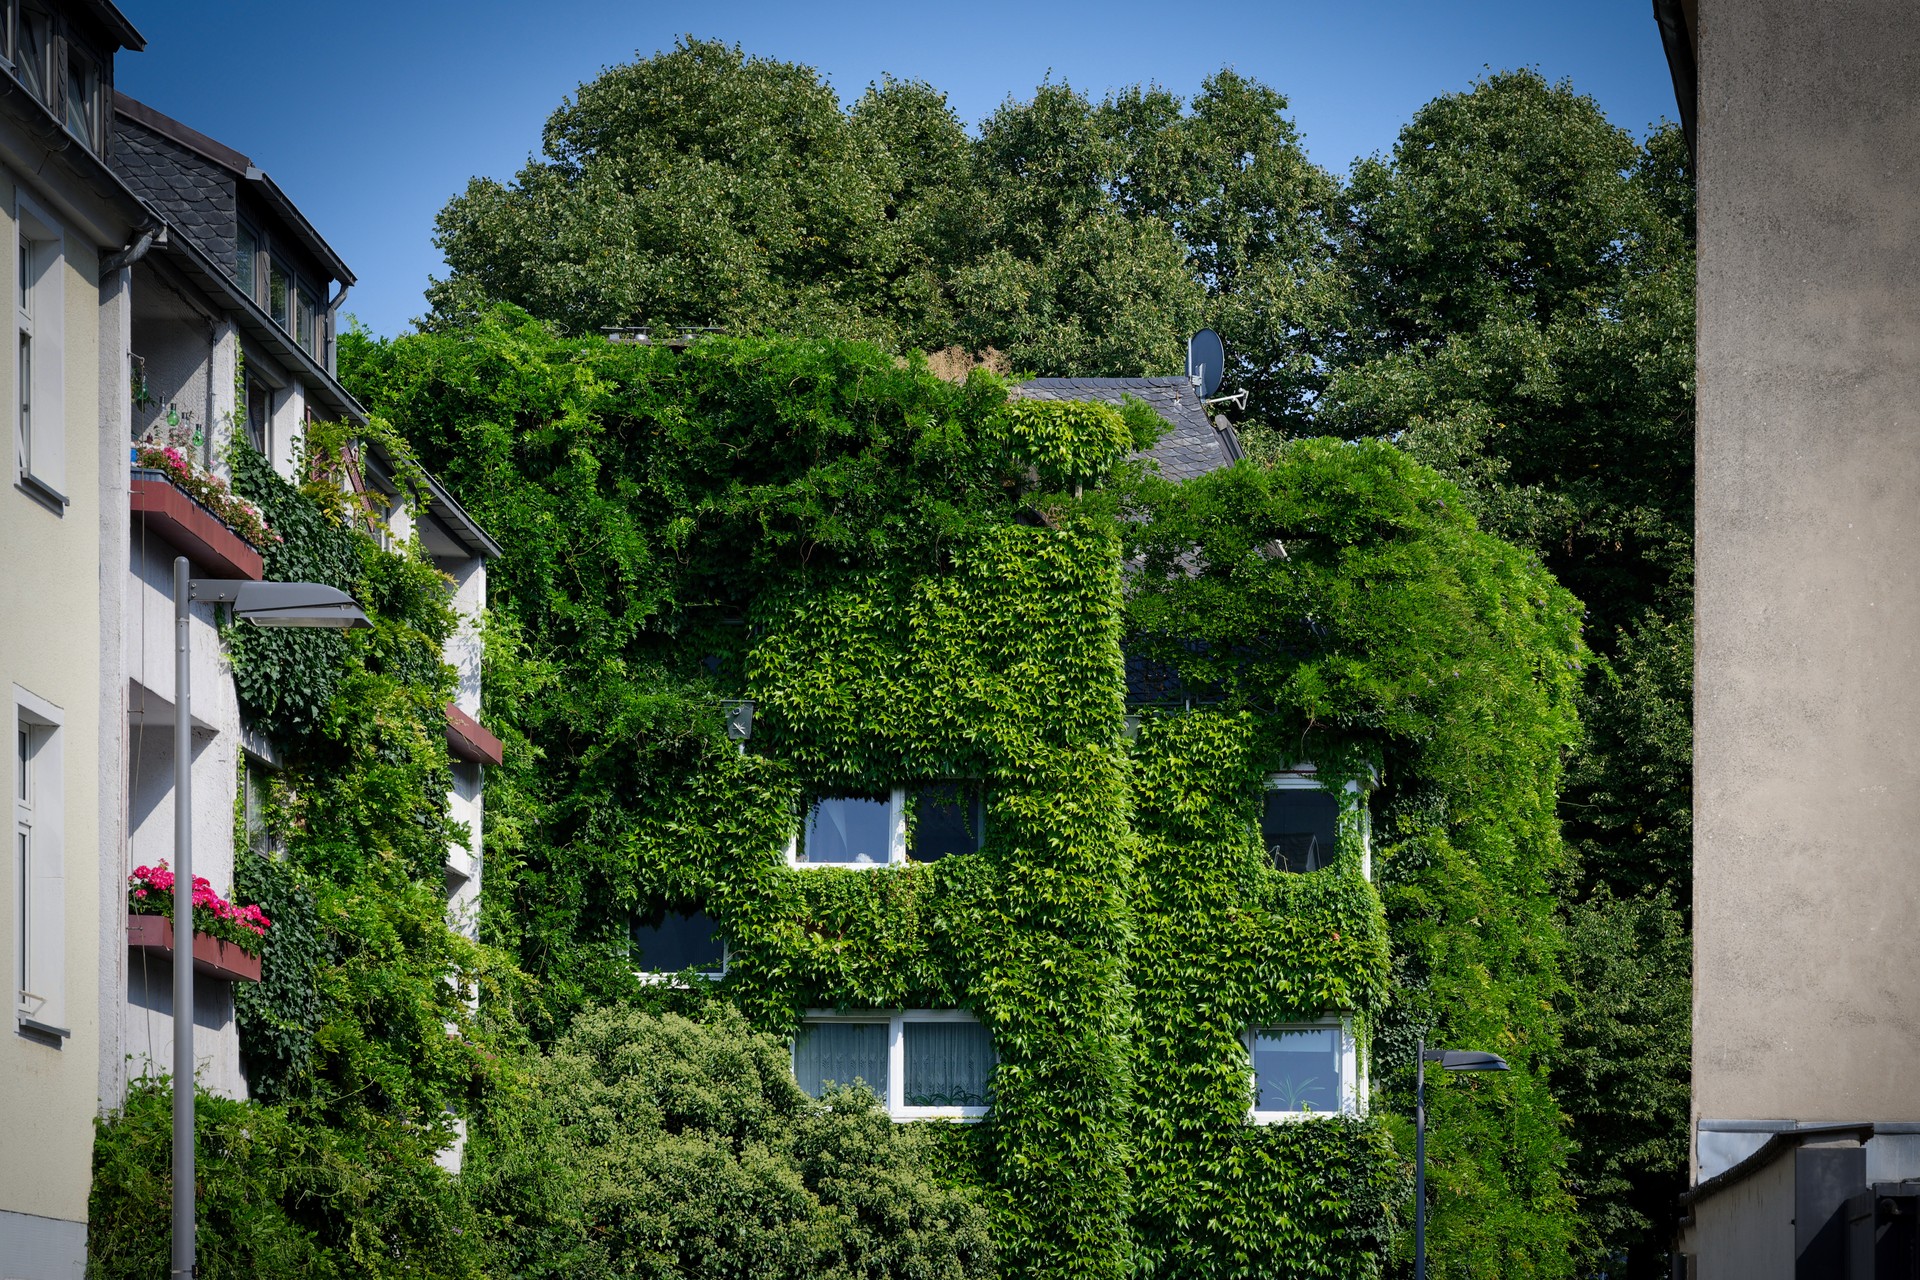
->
(1013, 376), (1243, 481)
(112, 116), (236, 272)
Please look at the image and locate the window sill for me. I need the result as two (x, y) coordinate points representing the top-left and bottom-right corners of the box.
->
(1249, 1109), (1356, 1125)
(16, 1016), (70, 1044)
(16, 471), (68, 511)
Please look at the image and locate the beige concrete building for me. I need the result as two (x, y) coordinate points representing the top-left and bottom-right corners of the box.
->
(1667, 0), (1920, 1274)
(0, 2), (148, 1274)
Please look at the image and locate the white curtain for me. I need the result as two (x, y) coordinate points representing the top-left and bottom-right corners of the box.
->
(794, 1022), (888, 1099)
(806, 796), (891, 863)
(903, 1021), (994, 1106)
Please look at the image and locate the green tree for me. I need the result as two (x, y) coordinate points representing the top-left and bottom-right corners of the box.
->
(1323, 71), (1694, 1273)
(466, 1004), (997, 1280)
(429, 39), (974, 347)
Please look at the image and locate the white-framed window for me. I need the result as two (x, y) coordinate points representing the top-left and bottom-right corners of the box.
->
(13, 191), (62, 504)
(793, 1009), (995, 1121)
(14, 689), (64, 1041)
(788, 784), (987, 869)
(1245, 1018), (1361, 1122)
(630, 906), (727, 983)
(1262, 766), (1370, 879)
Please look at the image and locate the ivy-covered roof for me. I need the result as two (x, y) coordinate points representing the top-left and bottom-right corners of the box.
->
(1014, 376), (1243, 480)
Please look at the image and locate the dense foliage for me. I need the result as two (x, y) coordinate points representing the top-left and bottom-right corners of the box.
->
(343, 316), (1586, 1276)
(466, 1004), (998, 1280)
(1323, 72), (1695, 1273)
(438, 44), (1696, 1265)
(427, 39), (1339, 428)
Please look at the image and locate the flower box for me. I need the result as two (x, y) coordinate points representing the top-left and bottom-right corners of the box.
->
(130, 467), (265, 581)
(126, 912), (263, 983)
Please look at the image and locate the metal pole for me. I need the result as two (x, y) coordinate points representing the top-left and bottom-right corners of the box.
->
(170, 556), (195, 1280)
(1414, 1038), (1426, 1280)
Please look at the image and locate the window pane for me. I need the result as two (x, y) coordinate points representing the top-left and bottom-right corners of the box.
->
(17, 332), (29, 473)
(803, 795), (891, 864)
(16, 725), (26, 800)
(631, 907), (725, 973)
(295, 290), (315, 353)
(1252, 1027), (1343, 1113)
(793, 1022), (888, 1100)
(909, 784), (983, 862)
(903, 1020), (994, 1107)
(64, 51), (92, 144)
(18, 239), (29, 314)
(1262, 787), (1339, 873)
(17, 12), (42, 102)
(269, 263), (290, 328)
(235, 228), (257, 299)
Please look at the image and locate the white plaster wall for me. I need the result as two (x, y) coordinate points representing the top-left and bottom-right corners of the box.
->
(116, 537), (248, 1102)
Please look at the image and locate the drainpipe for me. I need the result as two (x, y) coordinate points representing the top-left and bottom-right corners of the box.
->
(101, 223), (164, 278)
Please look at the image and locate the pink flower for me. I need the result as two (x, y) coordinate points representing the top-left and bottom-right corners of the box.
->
(134, 889), (146, 898)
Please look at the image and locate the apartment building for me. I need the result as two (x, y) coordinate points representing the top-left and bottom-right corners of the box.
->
(3, 6), (502, 1274)
(1, 2), (149, 1273)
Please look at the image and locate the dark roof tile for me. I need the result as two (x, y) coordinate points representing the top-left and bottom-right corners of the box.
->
(1012, 377), (1242, 482)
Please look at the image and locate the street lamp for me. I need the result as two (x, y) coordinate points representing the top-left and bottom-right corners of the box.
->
(170, 558), (368, 1280)
(1414, 1040), (1509, 1280)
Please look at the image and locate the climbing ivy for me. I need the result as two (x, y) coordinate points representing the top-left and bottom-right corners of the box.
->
(339, 309), (1586, 1277)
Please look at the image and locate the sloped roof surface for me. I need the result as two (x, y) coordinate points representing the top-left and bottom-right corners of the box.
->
(1013, 376), (1241, 481)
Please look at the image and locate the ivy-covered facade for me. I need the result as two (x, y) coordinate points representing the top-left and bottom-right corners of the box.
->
(344, 312), (1588, 1278)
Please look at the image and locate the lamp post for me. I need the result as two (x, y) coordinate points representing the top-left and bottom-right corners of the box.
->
(1414, 1040), (1509, 1280)
(170, 559), (368, 1280)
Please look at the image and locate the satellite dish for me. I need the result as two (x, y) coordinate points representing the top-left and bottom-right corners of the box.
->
(1187, 328), (1225, 399)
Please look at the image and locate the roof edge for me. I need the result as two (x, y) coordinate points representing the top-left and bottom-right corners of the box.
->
(1680, 1122), (1875, 1209)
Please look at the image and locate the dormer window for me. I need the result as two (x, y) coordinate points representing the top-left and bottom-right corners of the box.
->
(63, 47), (96, 149)
(268, 260), (290, 329)
(235, 225), (258, 300)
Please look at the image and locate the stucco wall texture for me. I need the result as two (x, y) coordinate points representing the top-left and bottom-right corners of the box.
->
(1694, 0), (1920, 1152)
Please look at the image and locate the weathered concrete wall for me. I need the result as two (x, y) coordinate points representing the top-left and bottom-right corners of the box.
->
(1694, 0), (1920, 1163)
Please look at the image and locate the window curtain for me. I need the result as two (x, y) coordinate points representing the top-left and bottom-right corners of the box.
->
(805, 796), (890, 863)
(794, 1022), (888, 1100)
(903, 1021), (994, 1106)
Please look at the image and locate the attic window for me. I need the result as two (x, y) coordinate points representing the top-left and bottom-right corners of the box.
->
(15, 8), (46, 105)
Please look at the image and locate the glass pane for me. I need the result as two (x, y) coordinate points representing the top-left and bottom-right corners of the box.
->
(18, 239), (29, 314)
(909, 784), (982, 862)
(17, 13), (42, 102)
(269, 263), (290, 328)
(235, 228), (257, 299)
(903, 1020), (994, 1107)
(631, 907), (725, 973)
(804, 795), (892, 864)
(296, 291), (315, 353)
(1262, 787), (1339, 873)
(64, 52), (90, 143)
(17, 725), (27, 800)
(17, 332), (29, 471)
(1252, 1027), (1343, 1113)
(793, 1022), (888, 1100)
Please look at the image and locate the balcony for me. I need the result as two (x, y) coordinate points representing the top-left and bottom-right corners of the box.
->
(130, 466), (264, 580)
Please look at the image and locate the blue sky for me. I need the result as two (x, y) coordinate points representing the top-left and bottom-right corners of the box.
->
(114, 1), (1678, 340)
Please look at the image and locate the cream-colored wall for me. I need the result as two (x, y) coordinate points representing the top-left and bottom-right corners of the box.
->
(0, 176), (106, 1232)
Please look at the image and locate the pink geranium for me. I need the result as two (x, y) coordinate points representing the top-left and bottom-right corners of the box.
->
(128, 860), (271, 955)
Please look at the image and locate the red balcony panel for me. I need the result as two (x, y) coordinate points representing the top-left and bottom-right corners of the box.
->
(130, 470), (264, 581)
(126, 912), (263, 983)
(445, 702), (504, 767)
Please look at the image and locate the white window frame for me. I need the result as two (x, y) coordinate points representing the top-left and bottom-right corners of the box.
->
(14, 687), (64, 1040)
(795, 1009), (994, 1122)
(1263, 764), (1371, 881)
(787, 788), (908, 869)
(630, 907), (729, 986)
(1244, 1016), (1362, 1124)
(13, 189), (62, 505)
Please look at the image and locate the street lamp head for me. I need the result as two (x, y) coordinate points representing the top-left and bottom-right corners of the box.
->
(191, 578), (371, 629)
(1423, 1048), (1510, 1072)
